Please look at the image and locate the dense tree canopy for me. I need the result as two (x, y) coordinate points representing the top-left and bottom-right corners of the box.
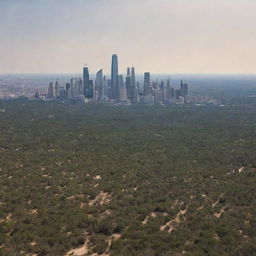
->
(0, 100), (255, 256)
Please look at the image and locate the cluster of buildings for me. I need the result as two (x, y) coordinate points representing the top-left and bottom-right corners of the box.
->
(45, 54), (189, 105)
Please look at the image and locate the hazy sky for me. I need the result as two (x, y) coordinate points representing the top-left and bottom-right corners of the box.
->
(0, 0), (256, 74)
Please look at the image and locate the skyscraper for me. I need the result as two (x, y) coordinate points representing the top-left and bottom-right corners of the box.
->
(126, 66), (136, 102)
(143, 72), (154, 104)
(107, 79), (112, 98)
(71, 78), (83, 97)
(130, 67), (136, 102)
(144, 72), (151, 95)
(95, 69), (103, 101)
(127, 67), (131, 77)
(143, 72), (155, 105)
(111, 54), (119, 99)
(66, 83), (71, 98)
(131, 67), (136, 90)
(180, 80), (188, 97)
(98, 75), (108, 103)
(78, 78), (83, 95)
(118, 75), (127, 101)
(126, 67), (131, 100)
(55, 79), (59, 98)
(47, 82), (55, 99)
(83, 67), (92, 98)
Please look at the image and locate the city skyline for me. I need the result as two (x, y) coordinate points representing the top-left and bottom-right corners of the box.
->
(1, 0), (256, 74)
(44, 54), (191, 105)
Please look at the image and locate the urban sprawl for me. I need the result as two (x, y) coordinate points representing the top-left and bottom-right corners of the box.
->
(1, 54), (218, 105)
(43, 54), (191, 105)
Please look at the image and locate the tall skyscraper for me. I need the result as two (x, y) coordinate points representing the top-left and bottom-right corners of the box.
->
(118, 75), (127, 101)
(144, 72), (151, 95)
(66, 83), (71, 98)
(83, 67), (92, 98)
(55, 79), (59, 98)
(70, 78), (74, 97)
(98, 75), (109, 103)
(180, 80), (188, 97)
(165, 79), (172, 102)
(126, 66), (136, 102)
(131, 67), (136, 88)
(95, 69), (103, 101)
(143, 72), (154, 104)
(71, 78), (83, 97)
(107, 79), (112, 98)
(47, 82), (55, 99)
(126, 67), (131, 100)
(127, 67), (131, 77)
(130, 67), (136, 102)
(78, 78), (83, 95)
(102, 76), (108, 97)
(111, 54), (119, 99)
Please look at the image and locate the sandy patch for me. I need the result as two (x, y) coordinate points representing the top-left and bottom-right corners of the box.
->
(212, 193), (224, 208)
(89, 192), (111, 207)
(214, 206), (227, 218)
(29, 209), (38, 216)
(142, 211), (168, 225)
(65, 233), (121, 256)
(142, 216), (150, 225)
(55, 161), (62, 167)
(103, 234), (122, 255)
(238, 167), (245, 174)
(0, 213), (12, 223)
(65, 239), (90, 256)
(160, 207), (187, 233)
(197, 205), (204, 210)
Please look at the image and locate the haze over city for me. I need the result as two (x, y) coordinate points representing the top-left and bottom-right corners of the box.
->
(1, 0), (256, 74)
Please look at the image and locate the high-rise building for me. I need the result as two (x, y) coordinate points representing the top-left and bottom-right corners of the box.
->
(71, 78), (77, 97)
(126, 67), (131, 100)
(59, 87), (66, 99)
(111, 54), (119, 99)
(126, 66), (137, 102)
(98, 76), (108, 103)
(65, 83), (71, 98)
(144, 72), (151, 95)
(78, 78), (83, 95)
(175, 89), (181, 99)
(71, 78), (83, 97)
(107, 79), (112, 99)
(130, 67), (136, 102)
(89, 80), (94, 99)
(55, 79), (59, 98)
(95, 69), (103, 101)
(127, 67), (131, 77)
(83, 67), (92, 98)
(102, 76), (108, 97)
(143, 72), (154, 104)
(70, 79), (74, 97)
(131, 67), (136, 86)
(180, 80), (188, 97)
(119, 75), (127, 101)
(47, 82), (55, 99)
(160, 81), (165, 102)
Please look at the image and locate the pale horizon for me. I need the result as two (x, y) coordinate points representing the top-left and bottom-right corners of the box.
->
(1, 0), (256, 74)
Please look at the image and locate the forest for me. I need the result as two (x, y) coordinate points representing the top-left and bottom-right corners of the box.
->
(0, 100), (256, 256)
